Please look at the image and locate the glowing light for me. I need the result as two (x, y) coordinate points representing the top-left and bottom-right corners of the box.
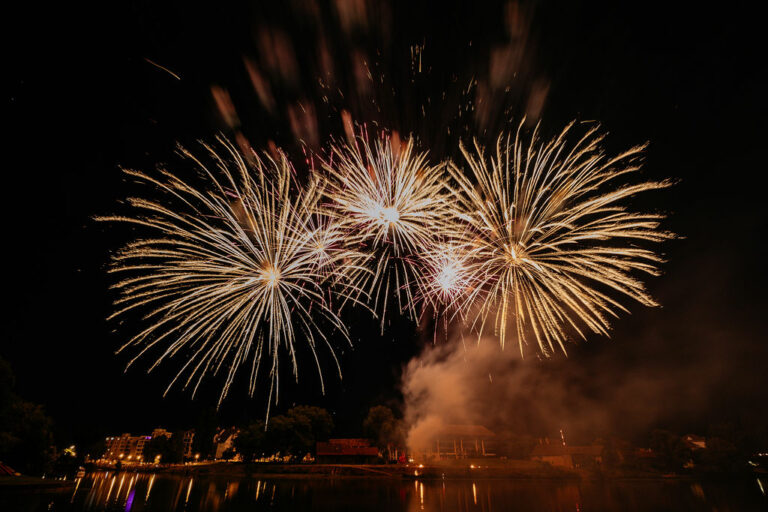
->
(258, 265), (280, 288)
(379, 206), (400, 225)
(185, 478), (194, 504)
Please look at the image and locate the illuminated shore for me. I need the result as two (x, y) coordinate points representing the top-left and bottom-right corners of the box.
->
(92, 461), (695, 480)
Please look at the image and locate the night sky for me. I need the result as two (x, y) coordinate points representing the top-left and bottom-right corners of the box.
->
(6, 1), (767, 450)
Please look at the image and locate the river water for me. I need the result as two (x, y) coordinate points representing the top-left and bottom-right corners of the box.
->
(2, 471), (766, 511)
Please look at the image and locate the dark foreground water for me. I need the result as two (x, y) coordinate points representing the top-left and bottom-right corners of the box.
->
(2, 471), (767, 512)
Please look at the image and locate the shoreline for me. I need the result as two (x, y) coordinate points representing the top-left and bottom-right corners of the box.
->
(0, 476), (75, 492)
(88, 462), (755, 481)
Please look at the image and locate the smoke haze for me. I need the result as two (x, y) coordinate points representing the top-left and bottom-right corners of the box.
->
(401, 314), (766, 452)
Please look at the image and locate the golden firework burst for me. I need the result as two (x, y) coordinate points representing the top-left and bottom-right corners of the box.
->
(446, 122), (674, 355)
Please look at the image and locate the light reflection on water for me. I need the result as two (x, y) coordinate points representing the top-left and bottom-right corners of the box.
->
(1, 471), (766, 512)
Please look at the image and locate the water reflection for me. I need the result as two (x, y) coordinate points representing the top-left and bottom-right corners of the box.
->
(2, 470), (766, 512)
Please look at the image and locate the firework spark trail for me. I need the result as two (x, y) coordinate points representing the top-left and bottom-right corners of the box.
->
(319, 134), (457, 326)
(100, 138), (364, 408)
(445, 121), (675, 355)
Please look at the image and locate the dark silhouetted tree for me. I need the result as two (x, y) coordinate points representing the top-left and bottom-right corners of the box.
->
(143, 433), (183, 464)
(363, 405), (404, 461)
(0, 357), (54, 475)
(234, 421), (266, 462)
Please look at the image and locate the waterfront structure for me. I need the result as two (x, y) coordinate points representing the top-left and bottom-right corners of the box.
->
(529, 442), (604, 469)
(214, 427), (239, 459)
(316, 439), (379, 463)
(414, 424), (496, 461)
(103, 433), (152, 461)
(102, 428), (195, 461)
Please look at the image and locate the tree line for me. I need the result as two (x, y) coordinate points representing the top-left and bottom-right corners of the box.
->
(233, 404), (406, 462)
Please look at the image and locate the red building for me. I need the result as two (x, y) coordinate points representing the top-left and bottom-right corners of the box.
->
(315, 439), (380, 464)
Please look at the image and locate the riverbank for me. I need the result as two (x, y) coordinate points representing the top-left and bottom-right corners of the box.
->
(94, 461), (707, 480)
(0, 476), (74, 491)
(90, 460), (760, 481)
(94, 460), (579, 479)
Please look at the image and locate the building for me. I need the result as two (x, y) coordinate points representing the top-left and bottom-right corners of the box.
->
(151, 428), (171, 439)
(415, 424), (496, 461)
(103, 433), (152, 462)
(102, 428), (195, 462)
(214, 427), (239, 459)
(530, 442), (604, 469)
(182, 431), (195, 459)
(682, 434), (707, 450)
(316, 439), (380, 464)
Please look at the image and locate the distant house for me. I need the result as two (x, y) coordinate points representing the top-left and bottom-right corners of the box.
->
(103, 433), (152, 462)
(102, 428), (195, 462)
(416, 424), (496, 461)
(315, 439), (379, 464)
(682, 434), (707, 450)
(214, 427), (239, 459)
(182, 431), (195, 459)
(530, 443), (604, 469)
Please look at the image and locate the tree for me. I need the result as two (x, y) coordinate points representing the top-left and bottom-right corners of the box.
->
(52, 447), (82, 478)
(221, 447), (236, 461)
(143, 433), (184, 464)
(286, 405), (333, 456)
(192, 408), (219, 460)
(170, 430), (187, 461)
(234, 422), (266, 462)
(363, 406), (404, 462)
(265, 415), (299, 458)
(287, 406), (334, 445)
(239, 406), (334, 461)
(0, 357), (55, 475)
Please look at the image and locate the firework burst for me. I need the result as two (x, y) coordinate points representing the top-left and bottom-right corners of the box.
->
(101, 120), (674, 404)
(446, 122), (674, 355)
(100, 138), (361, 407)
(319, 134), (456, 324)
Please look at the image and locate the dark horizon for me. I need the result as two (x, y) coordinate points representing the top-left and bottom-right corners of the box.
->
(5, 0), (767, 452)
